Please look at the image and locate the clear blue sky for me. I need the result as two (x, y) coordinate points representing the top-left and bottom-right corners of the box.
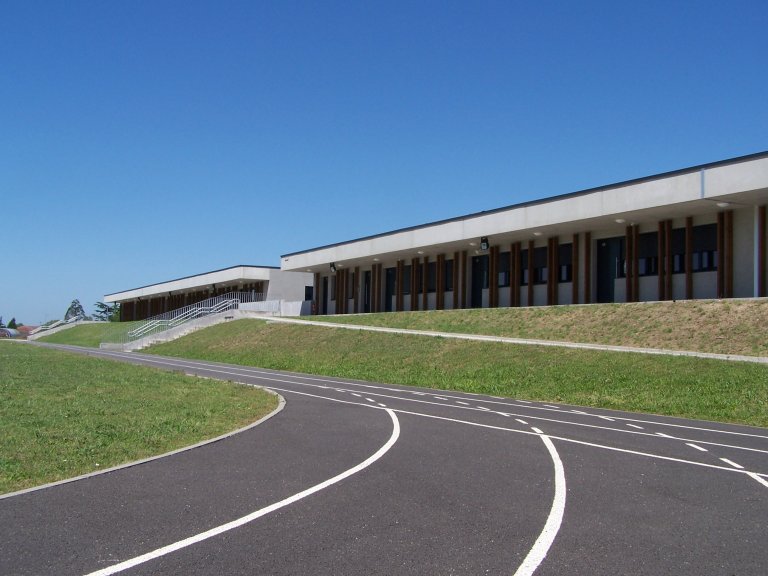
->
(2, 1), (766, 325)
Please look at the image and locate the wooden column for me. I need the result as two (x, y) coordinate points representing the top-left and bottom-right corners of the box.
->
(353, 266), (360, 313)
(726, 211), (733, 298)
(548, 236), (559, 305)
(314, 273), (321, 314)
(572, 234), (579, 304)
(632, 226), (640, 302)
(489, 245), (499, 308)
(759, 206), (767, 297)
(436, 254), (445, 310)
(453, 252), (460, 309)
(665, 221), (673, 300)
(511, 242), (521, 307)
(717, 212), (725, 298)
(657, 222), (665, 301)
(410, 257), (419, 311)
(625, 226), (633, 302)
(584, 232), (592, 304)
(422, 256), (429, 311)
(686, 217), (694, 300)
(527, 240), (534, 306)
(396, 260), (404, 312)
(460, 251), (468, 309)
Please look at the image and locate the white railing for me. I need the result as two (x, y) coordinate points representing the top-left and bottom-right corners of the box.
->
(30, 315), (83, 335)
(104, 292), (264, 345)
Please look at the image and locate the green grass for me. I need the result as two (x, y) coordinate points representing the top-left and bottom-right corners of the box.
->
(147, 319), (768, 428)
(307, 299), (768, 357)
(0, 342), (278, 495)
(37, 321), (143, 348)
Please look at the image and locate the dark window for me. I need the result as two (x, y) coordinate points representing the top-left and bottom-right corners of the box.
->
(498, 251), (510, 287)
(330, 276), (336, 300)
(533, 247), (548, 285)
(444, 260), (454, 292)
(671, 228), (686, 274)
(558, 243), (573, 283)
(428, 262), (437, 293)
(637, 232), (658, 277)
(348, 272), (355, 299)
(520, 249), (529, 286)
(402, 265), (411, 295)
(692, 223), (717, 272)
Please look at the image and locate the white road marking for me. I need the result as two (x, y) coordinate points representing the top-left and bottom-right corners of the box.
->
(456, 401), (469, 406)
(544, 405), (559, 409)
(82, 409), (401, 576)
(720, 458), (744, 469)
(531, 427), (544, 434)
(626, 424), (644, 430)
(365, 397), (376, 403)
(498, 413), (511, 417)
(91, 350), (768, 441)
(477, 406), (491, 411)
(656, 433), (675, 438)
(571, 410), (588, 415)
(686, 443), (708, 452)
(597, 415), (615, 422)
(351, 393), (361, 397)
(747, 472), (768, 488)
(516, 419), (529, 425)
(378, 403), (387, 408)
(434, 396), (448, 401)
(513, 434), (566, 576)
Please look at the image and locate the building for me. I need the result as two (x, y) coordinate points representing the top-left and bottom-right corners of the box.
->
(105, 265), (314, 321)
(281, 152), (768, 315)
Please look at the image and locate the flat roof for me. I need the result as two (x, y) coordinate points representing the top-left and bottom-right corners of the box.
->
(281, 150), (768, 259)
(104, 265), (279, 299)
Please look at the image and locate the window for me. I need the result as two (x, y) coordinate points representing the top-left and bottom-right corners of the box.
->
(330, 276), (336, 301)
(402, 265), (411, 295)
(498, 251), (510, 287)
(348, 271), (355, 299)
(520, 249), (529, 286)
(692, 224), (717, 272)
(427, 262), (437, 293)
(637, 232), (658, 277)
(672, 228), (686, 273)
(558, 243), (573, 283)
(533, 247), (548, 285)
(444, 260), (454, 292)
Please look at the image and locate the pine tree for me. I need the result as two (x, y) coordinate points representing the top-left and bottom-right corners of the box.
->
(7, 318), (17, 329)
(64, 299), (88, 321)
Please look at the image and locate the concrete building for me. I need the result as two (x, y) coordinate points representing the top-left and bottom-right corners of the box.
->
(105, 265), (314, 321)
(281, 152), (768, 315)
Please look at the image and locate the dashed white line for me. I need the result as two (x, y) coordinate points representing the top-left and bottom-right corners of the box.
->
(626, 424), (644, 430)
(434, 396), (448, 401)
(656, 432), (675, 438)
(597, 415), (615, 422)
(456, 401), (469, 406)
(531, 427), (544, 434)
(350, 393), (361, 398)
(516, 419), (529, 425)
(686, 443), (708, 452)
(365, 397), (376, 403)
(544, 404), (559, 409)
(477, 406), (491, 411)
(720, 458), (744, 469)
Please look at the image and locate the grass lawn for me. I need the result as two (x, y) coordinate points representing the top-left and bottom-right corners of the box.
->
(0, 342), (278, 495)
(147, 319), (768, 428)
(308, 299), (768, 357)
(36, 321), (143, 348)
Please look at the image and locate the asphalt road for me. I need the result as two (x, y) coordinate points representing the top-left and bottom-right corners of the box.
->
(2, 343), (767, 575)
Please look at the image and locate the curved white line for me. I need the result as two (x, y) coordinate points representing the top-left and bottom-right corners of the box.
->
(83, 408), (401, 576)
(513, 435), (566, 576)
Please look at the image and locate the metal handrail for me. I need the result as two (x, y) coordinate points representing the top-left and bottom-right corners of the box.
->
(104, 292), (264, 345)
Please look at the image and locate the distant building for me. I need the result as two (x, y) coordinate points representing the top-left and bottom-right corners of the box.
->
(281, 152), (768, 314)
(104, 265), (313, 321)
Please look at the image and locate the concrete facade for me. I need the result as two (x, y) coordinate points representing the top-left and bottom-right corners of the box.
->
(281, 152), (768, 315)
(105, 265), (313, 321)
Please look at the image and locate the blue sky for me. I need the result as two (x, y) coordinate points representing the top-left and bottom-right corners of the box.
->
(1, 1), (766, 324)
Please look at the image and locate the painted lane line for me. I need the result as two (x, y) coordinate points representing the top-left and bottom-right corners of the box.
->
(378, 403), (387, 408)
(597, 416), (615, 422)
(95, 350), (768, 441)
(720, 458), (745, 470)
(477, 406), (491, 411)
(456, 401), (470, 406)
(513, 434), (566, 576)
(380, 407), (768, 482)
(159, 361), (768, 455)
(351, 393), (362, 398)
(365, 397), (376, 403)
(571, 410), (588, 415)
(516, 419), (529, 425)
(531, 427), (544, 434)
(626, 424), (644, 430)
(686, 443), (708, 452)
(83, 409), (401, 576)
(498, 413), (511, 417)
(544, 405), (559, 409)
(747, 472), (768, 489)
(434, 396), (448, 401)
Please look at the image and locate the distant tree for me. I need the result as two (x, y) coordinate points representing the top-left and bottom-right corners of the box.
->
(7, 318), (17, 329)
(64, 299), (90, 321)
(93, 302), (120, 322)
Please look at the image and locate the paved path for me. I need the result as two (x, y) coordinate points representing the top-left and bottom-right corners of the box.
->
(2, 344), (767, 575)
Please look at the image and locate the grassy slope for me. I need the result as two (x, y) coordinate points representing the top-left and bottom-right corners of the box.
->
(148, 319), (768, 428)
(37, 321), (142, 348)
(309, 299), (768, 356)
(0, 343), (278, 494)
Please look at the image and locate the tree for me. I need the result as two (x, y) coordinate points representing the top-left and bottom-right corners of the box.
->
(93, 302), (120, 322)
(64, 299), (90, 321)
(7, 318), (17, 329)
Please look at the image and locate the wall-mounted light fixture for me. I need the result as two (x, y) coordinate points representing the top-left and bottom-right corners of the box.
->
(480, 237), (490, 251)
(716, 202), (730, 208)
(533, 231), (542, 237)
(615, 218), (626, 224)
(330, 262), (337, 273)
